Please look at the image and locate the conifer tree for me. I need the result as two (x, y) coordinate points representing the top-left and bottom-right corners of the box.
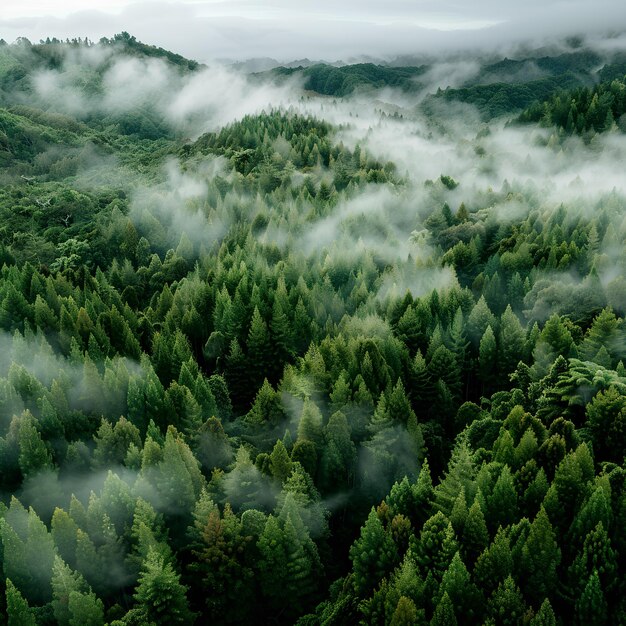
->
(134, 548), (194, 625)
(192, 504), (253, 624)
(350, 509), (397, 595)
(440, 552), (480, 620)
(574, 570), (607, 626)
(462, 498), (489, 565)
(519, 508), (561, 606)
(474, 528), (513, 594)
(51, 556), (90, 626)
(431, 591), (457, 626)
(6, 579), (36, 626)
(413, 512), (458, 580)
(390, 596), (419, 626)
(530, 599), (556, 626)
(487, 575), (527, 626)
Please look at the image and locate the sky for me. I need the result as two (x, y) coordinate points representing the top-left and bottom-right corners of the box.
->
(2, 0), (626, 62)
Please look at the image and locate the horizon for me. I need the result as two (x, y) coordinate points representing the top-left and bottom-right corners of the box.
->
(2, 0), (626, 63)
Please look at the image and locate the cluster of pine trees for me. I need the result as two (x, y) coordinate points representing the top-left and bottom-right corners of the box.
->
(518, 75), (626, 136)
(0, 35), (625, 625)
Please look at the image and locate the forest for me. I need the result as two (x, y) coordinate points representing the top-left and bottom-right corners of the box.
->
(0, 32), (625, 625)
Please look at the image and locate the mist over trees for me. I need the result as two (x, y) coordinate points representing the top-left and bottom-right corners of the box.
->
(0, 31), (626, 625)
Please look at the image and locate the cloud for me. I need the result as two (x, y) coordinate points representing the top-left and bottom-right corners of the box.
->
(2, 1), (626, 62)
(24, 45), (295, 139)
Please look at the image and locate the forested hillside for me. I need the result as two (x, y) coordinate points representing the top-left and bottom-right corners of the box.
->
(518, 74), (626, 136)
(0, 34), (625, 625)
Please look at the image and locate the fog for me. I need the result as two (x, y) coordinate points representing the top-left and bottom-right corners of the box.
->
(26, 45), (295, 137)
(3, 1), (626, 62)
(31, 35), (621, 310)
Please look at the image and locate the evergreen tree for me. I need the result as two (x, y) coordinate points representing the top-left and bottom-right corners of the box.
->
(390, 596), (419, 626)
(498, 305), (526, 379)
(413, 512), (458, 580)
(462, 498), (489, 565)
(440, 552), (480, 621)
(51, 556), (89, 626)
(574, 570), (607, 626)
(530, 599), (556, 626)
(431, 591), (457, 626)
(350, 509), (397, 595)
(487, 575), (527, 626)
(18, 417), (52, 478)
(519, 508), (561, 606)
(479, 325), (497, 393)
(134, 548), (194, 625)
(474, 528), (513, 595)
(6, 579), (36, 626)
(192, 504), (253, 624)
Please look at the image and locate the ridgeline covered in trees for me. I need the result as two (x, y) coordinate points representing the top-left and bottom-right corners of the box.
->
(0, 34), (625, 625)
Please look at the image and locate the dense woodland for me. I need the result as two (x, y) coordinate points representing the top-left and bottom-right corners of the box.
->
(0, 34), (625, 625)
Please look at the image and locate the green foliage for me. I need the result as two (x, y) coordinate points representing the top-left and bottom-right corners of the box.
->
(261, 63), (428, 97)
(350, 509), (398, 595)
(133, 548), (194, 625)
(0, 34), (624, 626)
(519, 74), (626, 137)
(6, 578), (36, 626)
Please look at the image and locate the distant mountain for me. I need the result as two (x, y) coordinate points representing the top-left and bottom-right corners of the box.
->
(253, 63), (429, 96)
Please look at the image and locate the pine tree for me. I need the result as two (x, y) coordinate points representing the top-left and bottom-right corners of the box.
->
(350, 508), (398, 595)
(68, 589), (104, 626)
(1, 501), (56, 604)
(498, 305), (526, 379)
(474, 528), (513, 595)
(6, 579), (36, 626)
(270, 297), (294, 381)
(51, 556), (90, 625)
(246, 379), (285, 427)
(580, 308), (624, 365)
(247, 306), (273, 387)
(257, 515), (288, 615)
(269, 439), (292, 482)
(319, 411), (356, 493)
(479, 325), (497, 393)
(567, 521), (617, 600)
(569, 482), (612, 544)
(51, 508), (80, 567)
(195, 416), (233, 471)
(257, 505), (322, 620)
(519, 508), (561, 606)
(390, 596), (419, 626)
(297, 398), (324, 449)
(92, 416), (141, 467)
(574, 570), (607, 626)
(225, 339), (250, 409)
(440, 552), (480, 621)
(434, 440), (476, 516)
(530, 598), (556, 626)
(192, 504), (253, 624)
(467, 296), (497, 348)
(431, 591), (457, 626)
(428, 346), (462, 400)
(17, 418), (52, 479)
(487, 575), (527, 626)
(449, 489), (468, 537)
(413, 512), (458, 580)
(410, 349), (432, 414)
(222, 447), (265, 512)
(488, 466), (518, 531)
(134, 548), (194, 625)
(585, 386), (626, 463)
(462, 498), (489, 565)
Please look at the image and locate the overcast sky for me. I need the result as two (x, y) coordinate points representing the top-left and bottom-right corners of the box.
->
(2, 0), (626, 62)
